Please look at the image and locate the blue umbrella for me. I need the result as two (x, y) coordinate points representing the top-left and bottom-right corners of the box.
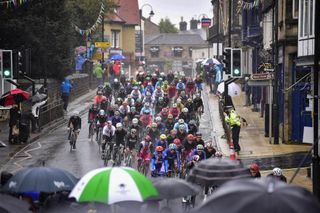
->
(109, 54), (126, 60)
(201, 58), (221, 66)
(2, 167), (78, 193)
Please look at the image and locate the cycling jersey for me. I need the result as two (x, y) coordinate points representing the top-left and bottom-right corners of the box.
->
(163, 148), (181, 171)
(68, 116), (81, 130)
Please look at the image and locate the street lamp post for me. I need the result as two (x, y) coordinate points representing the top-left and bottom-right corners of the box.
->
(139, 4), (154, 63)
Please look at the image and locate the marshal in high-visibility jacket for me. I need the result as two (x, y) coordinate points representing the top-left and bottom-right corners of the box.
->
(225, 110), (241, 152)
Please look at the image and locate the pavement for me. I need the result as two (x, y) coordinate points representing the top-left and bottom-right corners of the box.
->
(0, 89), (96, 169)
(205, 86), (313, 192)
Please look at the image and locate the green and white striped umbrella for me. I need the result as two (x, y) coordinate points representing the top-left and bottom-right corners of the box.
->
(69, 167), (158, 204)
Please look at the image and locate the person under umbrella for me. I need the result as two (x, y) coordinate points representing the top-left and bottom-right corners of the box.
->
(193, 177), (320, 213)
(267, 167), (287, 183)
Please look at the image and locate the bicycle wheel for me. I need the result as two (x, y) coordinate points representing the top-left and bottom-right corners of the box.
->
(89, 123), (94, 142)
(97, 129), (102, 152)
(69, 132), (75, 152)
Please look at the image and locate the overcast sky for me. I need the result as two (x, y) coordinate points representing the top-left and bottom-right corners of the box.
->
(138, 0), (213, 29)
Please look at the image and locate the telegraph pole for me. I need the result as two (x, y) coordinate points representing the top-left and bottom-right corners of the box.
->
(228, 0), (231, 47)
(312, 0), (320, 200)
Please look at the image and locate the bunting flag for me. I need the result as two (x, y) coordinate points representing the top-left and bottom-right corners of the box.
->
(72, 1), (105, 37)
(0, 0), (31, 8)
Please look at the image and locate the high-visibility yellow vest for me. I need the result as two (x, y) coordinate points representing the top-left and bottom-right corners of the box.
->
(225, 110), (241, 127)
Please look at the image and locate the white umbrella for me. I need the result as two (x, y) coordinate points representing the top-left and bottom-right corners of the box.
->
(201, 58), (221, 66)
(217, 82), (241, 96)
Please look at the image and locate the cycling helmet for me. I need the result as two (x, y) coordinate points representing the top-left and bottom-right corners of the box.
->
(136, 98), (142, 103)
(131, 128), (137, 134)
(172, 103), (177, 108)
(168, 114), (174, 119)
(169, 143), (177, 150)
(114, 110), (120, 116)
(132, 118), (139, 124)
(107, 120), (112, 125)
(155, 146), (164, 152)
(114, 78), (118, 83)
(178, 119), (184, 124)
(99, 109), (105, 116)
(133, 86), (139, 90)
(131, 106), (136, 111)
(155, 116), (162, 122)
(193, 155), (200, 162)
(173, 138), (181, 146)
(158, 78), (163, 81)
(196, 144), (204, 151)
(189, 120), (196, 125)
(146, 91), (151, 96)
(97, 90), (103, 95)
(187, 134), (194, 140)
(250, 163), (260, 172)
(159, 97), (164, 102)
(116, 123), (123, 128)
(151, 122), (157, 128)
(160, 134), (167, 140)
(145, 135), (151, 142)
(144, 102), (150, 107)
(177, 98), (181, 104)
(170, 129), (177, 135)
(272, 167), (282, 177)
(182, 108), (188, 113)
(179, 124), (186, 130)
(144, 109), (151, 114)
(215, 151), (223, 158)
(187, 98), (192, 103)
(196, 93), (200, 98)
(72, 111), (80, 116)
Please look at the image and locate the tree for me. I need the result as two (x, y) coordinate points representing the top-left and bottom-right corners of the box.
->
(159, 18), (178, 33)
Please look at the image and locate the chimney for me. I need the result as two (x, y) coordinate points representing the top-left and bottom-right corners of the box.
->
(190, 18), (198, 30)
(179, 17), (187, 31)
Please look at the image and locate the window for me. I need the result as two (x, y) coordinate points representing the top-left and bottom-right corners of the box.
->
(172, 47), (183, 57)
(150, 46), (159, 58)
(111, 30), (120, 48)
(292, 0), (299, 19)
(299, 0), (315, 38)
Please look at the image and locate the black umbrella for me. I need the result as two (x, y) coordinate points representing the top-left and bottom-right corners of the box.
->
(2, 167), (78, 193)
(0, 193), (30, 213)
(187, 158), (251, 187)
(193, 177), (320, 213)
(150, 178), (202, 200)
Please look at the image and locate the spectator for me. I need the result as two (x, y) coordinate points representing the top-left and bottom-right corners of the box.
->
(94, 62), (104, 85)
(268, 167), (287, 183)
(224, 108), (241, 152)
(8, 104), (20, 144)
(60, 78), (72, 112)
(19, 109), (33, 143)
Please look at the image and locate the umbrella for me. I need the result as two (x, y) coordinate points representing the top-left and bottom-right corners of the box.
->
(69, 167), (158, 204)
(30, 93), (47, 103)
(201, 58), (221, 66)
(187, 158), (251, 187)
(150, 178), (202, 200)
(0, 193), (31, 213)
(217, 82), (241, 96)
(0, 88), (30, 106)
(193, 177), (320, 213)
(109, 54), (126, 61)
(2, 167), (78, 193)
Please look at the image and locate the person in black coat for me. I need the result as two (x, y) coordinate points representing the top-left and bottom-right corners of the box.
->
(9, 105), (20, 144)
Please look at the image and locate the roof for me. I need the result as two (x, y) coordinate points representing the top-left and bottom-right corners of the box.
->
(179, 28), (208, 40)
(145, 33), (207, 45)
(106, 12), (126, 23)
(117, 0), (140, 25)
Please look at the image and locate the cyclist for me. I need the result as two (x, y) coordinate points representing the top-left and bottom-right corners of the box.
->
(204, 141), (216, 158)
(139, 109), (153, 129)
(160, 107), (170, 121)
(111, 110), (123, 127)
(88, 104), (98, 124)
(184, 98), (195, 116)
(112, 78), (121, 92)
(185, 77), (196, 97)
(103, 82), (113, 98)
(183, 134), (196, 160)
(153, 86), (164, 103)
(268, 167), (287, 183)
(67, 111), (81, 150)
(144, 82), (154, 96)
(179, 108), (191, 123)
(102, 121), (115, 153)
(134, 98), (143, 113)
(125, 94), (135, 107)
(174, 119), (189, 133)
(155, 97), (166, 115)
(95, 109), (107, 141)
(167, 129), (178, 145)
(119, 101), (130, 118)
(151, 146), (168, 177)
(127, 106), (139, 121)
(156, 134), (168, 151)
(169, 103), (180, 119)
(113, 123), (127, 162)
(189, 144), (206, 161)
(167, 82), (178, 100)
(131, 86), (142, 101)
(249, 163), (261, 178)
(194, 75), (203, 94)
(155, 78), (163, 89)
(177, 124), (188, 142)
(165, 114), (175, 134)
(155, 116), (166, 134)
(140, 102), (152, 115)
(93, 90), (107, 108)
(164, 144), (181, 177)
(194, 132), (205, 146)
(188, 120), (198, 135)
(176, 79), (185, 95)
(138, 135), (152, 173)
(193, 93), (204, 117)
(125, 128), (139, 163)
(147, 122), (160, 146)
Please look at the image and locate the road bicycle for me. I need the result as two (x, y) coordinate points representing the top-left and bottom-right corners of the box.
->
(96, 126), (103, 152)
(112, 144), (125, 167)
(88, 121), (95, 142)
(68, 128), (78, 152)
(138, 157), (149, 176)
(124, 149), (134, 168)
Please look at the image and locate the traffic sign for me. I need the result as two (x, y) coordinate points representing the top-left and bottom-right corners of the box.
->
(251, 73), (274, 80)
(94, 42), (111, 48)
